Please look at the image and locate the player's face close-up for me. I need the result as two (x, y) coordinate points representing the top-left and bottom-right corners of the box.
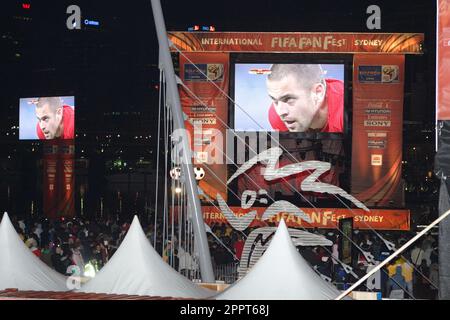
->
(36, 103), (63, 139)
(267, 74), (320, 132)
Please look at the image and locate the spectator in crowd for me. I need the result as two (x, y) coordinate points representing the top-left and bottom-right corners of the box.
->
(399, 257), (414, 298)
(233, 234), (245, 261)
(415, 259), (431, 299)
(224, 225), (233, 238)
(162, 240), (179, 269)
(17, 229), (26, 242)
(316, 254), (333, 279)
(92, 242), (108, 268)
(18, 219), (26, 233)
(27, 238), (41, 258)
(40, 241), (53, 268)
(411, 242), (425, 266)
(71, 240), (85, 275)
(387, 266), (407, 299)
(334, 265), (348, 290)
(429, 256), (439, 299)
(177, 242), (198, 278)
(331, 236), (339, 267)
(145, 225), (154, 243)
(52, 245), (72, 275)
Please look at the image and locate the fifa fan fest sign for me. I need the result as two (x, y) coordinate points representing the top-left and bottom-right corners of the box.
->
(169, 32), (423, 54)
(169, 31), (421, 272)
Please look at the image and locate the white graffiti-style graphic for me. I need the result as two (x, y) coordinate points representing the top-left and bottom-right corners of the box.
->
(217, 193), (311, 231)
(209, 146), (368, 277)
(228, 147), (369, 212)
(213, 146), (367, 233)
(238, 227), (333, 278)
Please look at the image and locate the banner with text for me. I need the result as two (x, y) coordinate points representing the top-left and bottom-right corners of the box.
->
(179, 52), (229, 201)
(201, 206), (410, 231)
(169, 32), (423, 54)
(351, 54), (405, 207)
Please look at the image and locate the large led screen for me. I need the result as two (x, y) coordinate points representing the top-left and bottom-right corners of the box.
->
(19, 96), (75, 140)
(229, 63), (348, 206)
(234, 64), (344, 133)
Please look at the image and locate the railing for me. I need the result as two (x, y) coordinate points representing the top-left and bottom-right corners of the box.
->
(214, 262), (239, 284)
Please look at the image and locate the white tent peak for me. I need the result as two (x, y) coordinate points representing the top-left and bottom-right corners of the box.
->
(216, 218), (341, 300)
(79, 215), (213, 298)
(0, 212), (68, 292)
(129, 215), (142, 235)
(0, 212), (13, 229)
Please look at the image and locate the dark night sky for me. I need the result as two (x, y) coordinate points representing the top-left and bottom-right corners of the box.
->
(0, 0), (437, 136)
(0, 0), (439, 216)
(161, 0), (434, 33)
(2, 0), (436, 60)
(0, 0), (436, 77)
(0, 0), (437, 149)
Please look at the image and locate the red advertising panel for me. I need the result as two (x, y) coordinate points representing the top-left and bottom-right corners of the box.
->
(42, 141), (75, 219)
(201, 206), (410, 231)
(179, 53), (229, 201)
(43, 142), (59, 219)
(351, 55), (405, 207)
(437, 0), (450, 119)
(58, 142), (75, 218)
(169, 32), (423, 54)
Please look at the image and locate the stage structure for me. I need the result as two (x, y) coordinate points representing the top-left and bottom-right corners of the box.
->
(158, 30), (423, 281)
(151, 1), (449, 298)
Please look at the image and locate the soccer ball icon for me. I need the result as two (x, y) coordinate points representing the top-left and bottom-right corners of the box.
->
(170, 167), (182, 180)
(194, 167), (205, 180)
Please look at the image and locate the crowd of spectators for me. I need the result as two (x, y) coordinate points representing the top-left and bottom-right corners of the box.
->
(6, 214), (440, 299)
(208, 223), (440, 299)
(9, 214), (138, 276)
(8, 213), (207, 279)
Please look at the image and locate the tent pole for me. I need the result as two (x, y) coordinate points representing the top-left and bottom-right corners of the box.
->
(150, 0), (215, 282)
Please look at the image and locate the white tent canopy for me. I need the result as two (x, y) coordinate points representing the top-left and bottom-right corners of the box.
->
(0, 212), (68, 292)
(216, 219), (341, 300)
(79, 215), (213, 298)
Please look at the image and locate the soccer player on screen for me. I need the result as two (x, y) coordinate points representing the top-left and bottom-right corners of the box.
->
(35, 97), (75, 140)
(266, 64), (343, 133)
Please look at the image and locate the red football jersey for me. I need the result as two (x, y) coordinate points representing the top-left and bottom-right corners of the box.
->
(37, 105), (75, 140)
(268, 78), (344, 133)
